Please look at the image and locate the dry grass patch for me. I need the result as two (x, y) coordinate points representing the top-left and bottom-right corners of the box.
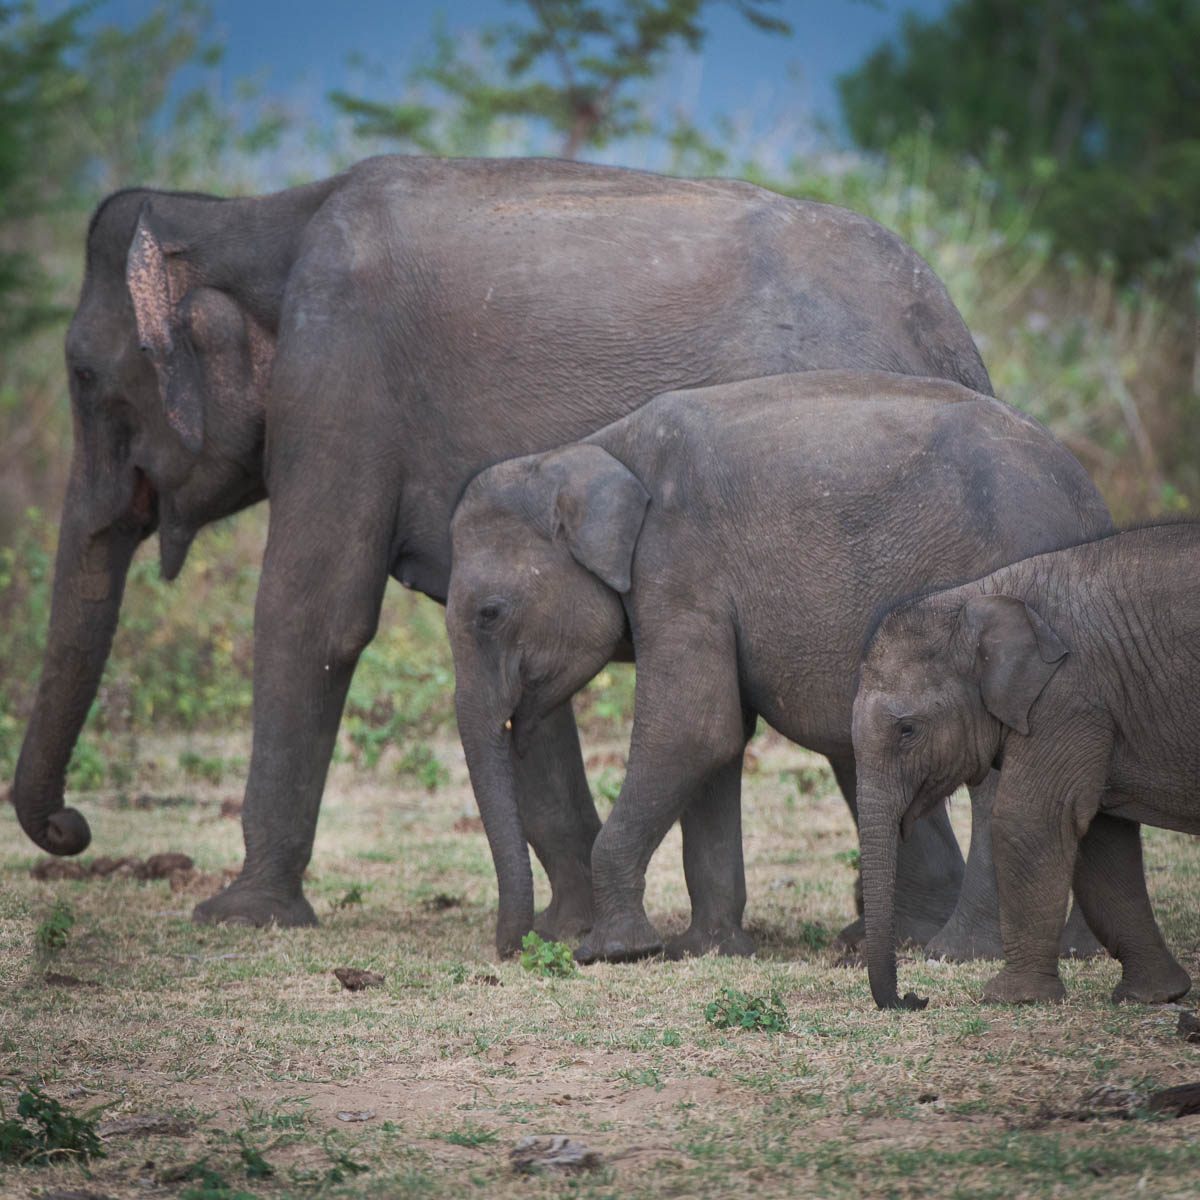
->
(2, 725), (1198, 1198)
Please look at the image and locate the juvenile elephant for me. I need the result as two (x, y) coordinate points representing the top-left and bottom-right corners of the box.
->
(11, 155), (1001, 948)
(852, 522), (1198, 1009)
(445, 370), (1112, 960)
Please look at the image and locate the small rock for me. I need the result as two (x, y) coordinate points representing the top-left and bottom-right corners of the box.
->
(1177, 1011), (1200, 1043)
(336, 1110), (375, 1122)
(333, 967), (385, 992)
(509, 1135), (600, 1175)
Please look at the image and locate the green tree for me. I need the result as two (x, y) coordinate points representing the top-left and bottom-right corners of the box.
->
(0, 2), (88, 348)
(331, 0), (791, 160)
(838, 0), (1200, 276)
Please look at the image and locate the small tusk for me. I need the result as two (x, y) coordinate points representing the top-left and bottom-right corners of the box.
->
(504, 719), (512, 730)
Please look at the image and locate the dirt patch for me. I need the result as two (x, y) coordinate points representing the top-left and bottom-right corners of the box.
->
(30, 852), (194, 881)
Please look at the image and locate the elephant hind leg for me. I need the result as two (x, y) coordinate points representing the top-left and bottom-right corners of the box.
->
(666, 738), (756, 960)
(1073, 812), (1191, 1004)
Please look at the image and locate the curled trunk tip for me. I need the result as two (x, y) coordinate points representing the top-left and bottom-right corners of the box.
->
(23, 806), (92, 856)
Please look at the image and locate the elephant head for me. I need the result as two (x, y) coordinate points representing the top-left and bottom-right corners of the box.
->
(12, 189), (276, 857)
(446, 443), (650, 955)
(851, 591), (1068, 1009)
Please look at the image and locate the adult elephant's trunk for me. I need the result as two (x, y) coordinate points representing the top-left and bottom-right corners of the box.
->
(859, 772), (928, 1011)
(456, 693), (535, 957)
(10, 469), (143, 855)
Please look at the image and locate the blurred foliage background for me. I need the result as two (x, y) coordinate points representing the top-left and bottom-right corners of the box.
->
(1, 0), (1197, 788)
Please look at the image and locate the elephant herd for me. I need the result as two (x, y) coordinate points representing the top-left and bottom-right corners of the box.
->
(12, 156), (1196, 1010)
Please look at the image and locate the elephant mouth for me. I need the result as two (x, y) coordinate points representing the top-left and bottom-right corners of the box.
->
(131, 467), (157, 527)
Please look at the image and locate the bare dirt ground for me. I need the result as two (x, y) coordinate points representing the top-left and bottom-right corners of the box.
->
(2, 724), (1198, 1198)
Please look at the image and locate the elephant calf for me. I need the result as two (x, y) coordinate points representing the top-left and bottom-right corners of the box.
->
(853, 522), (1197, 1009)
(446, 369), (1111, 961)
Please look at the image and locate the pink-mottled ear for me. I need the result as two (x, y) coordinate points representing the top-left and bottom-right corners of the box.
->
(125, 202), (204, 453)
(963, 594), (1067, 735)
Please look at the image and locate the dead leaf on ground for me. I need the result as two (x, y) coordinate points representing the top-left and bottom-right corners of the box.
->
(452, 815), (484, 833)
(97, 1114), (192, 1139)
(44, 972), (100, 989)
(333, 967), (385, 992)
(336, 1110), (376, 1122)
(509, 1134), (600, 1174)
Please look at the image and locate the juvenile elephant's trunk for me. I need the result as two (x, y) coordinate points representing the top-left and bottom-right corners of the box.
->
(10, 473), (142, 855)
(859, 773), (928, 1011)
(456, 696), (535, 957)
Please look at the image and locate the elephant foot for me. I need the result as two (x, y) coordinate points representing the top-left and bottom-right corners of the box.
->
(982, 967), (1066, 1005)
(664, 921), (756, 960)
(1059, 902), (1102, 958)
(1112, 961), (1191, 1006)
(575, 912), (663, 965)
(192, 878), (318, 928)
(533, 891), (594, 943)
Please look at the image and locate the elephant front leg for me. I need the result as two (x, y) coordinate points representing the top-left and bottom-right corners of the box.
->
(980, 753), (1100, 1004)
(516, 701), (603, 942)
(1073, 813), (1191, 1004)
(925, 770), (1101, 962)
(193, 508), (389, 929)
(666, 752), (756, 960)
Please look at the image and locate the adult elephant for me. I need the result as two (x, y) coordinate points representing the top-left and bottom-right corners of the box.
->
(14, 154), (994, 949)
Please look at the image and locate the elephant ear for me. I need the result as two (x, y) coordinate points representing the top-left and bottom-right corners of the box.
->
(543, 445), (650, 594)
(125, 201), (205, 453)
(963, 594), (1068, 736)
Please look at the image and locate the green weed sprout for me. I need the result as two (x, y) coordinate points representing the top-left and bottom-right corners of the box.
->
(0, 1082), (105, 1165)
(519, 931), (578, 978)
(35, 899), (75, 950)
(704, 986), (789, 1033)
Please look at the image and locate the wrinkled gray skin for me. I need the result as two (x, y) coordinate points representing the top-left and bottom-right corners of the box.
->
(854, 523), (1198, 1009)
(445, 371), (1112, 962)
(12, 154), (995, 947)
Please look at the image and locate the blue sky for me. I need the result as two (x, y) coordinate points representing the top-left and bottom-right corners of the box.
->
(93, 0), (952, 171)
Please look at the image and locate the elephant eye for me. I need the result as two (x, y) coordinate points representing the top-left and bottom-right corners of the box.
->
(898, 720), (916, 740)
(73, 365), (96, 388)
(476, 599), (507, 630)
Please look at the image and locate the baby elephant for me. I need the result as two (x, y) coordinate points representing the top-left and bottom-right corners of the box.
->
(446, 369), (1111, 960)
(853, 523), (1197, 1009)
